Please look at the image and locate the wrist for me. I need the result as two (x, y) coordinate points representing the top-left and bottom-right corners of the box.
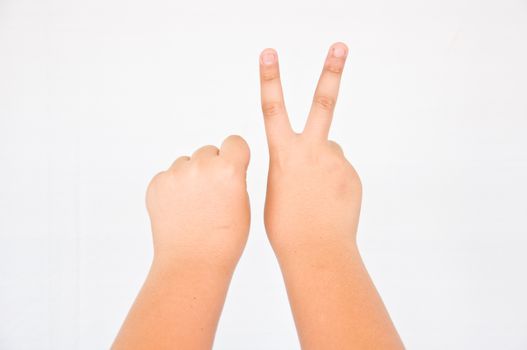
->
(270, 232), (359, 268)
(150, 253), (237, 284)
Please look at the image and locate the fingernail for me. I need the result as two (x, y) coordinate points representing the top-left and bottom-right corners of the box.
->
(332, 45), (347, 58)
(261, 51), (276, 65)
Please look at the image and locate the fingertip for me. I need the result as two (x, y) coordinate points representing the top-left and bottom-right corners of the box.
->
(303, 43), (349, 140)
(329, 42), (349, 59)
(260, 48), (278, 66)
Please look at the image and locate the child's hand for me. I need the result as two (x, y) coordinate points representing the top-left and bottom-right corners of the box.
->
(258, 43), (402, 349)
(259, 43), (362, 258)
(146, 135), (250, 272)
(113, 136), (250, 350)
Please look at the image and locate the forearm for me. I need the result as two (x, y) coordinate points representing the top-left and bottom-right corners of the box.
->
(112, 258), (234, 350)
(113, 135), (249, 349)
(276, 240), (404, 350)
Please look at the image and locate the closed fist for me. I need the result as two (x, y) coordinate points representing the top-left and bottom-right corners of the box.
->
(146, 135), (250, 271)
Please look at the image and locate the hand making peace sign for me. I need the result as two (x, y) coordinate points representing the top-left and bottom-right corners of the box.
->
(259, 42), (362, 256)
(258, 43), (402, 349)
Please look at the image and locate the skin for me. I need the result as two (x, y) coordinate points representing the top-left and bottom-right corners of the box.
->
(259, 42), (404, 349)
(112, 135), (250, 350)
(113, 42), (402, 349)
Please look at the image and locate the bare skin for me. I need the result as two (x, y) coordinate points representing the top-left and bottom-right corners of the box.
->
(113, 43), (402, 349)
(259, 42), (404, 349)
(112, 135), (250, 350)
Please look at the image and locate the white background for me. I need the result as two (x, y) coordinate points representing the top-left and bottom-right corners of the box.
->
(1, 0), (527, 349)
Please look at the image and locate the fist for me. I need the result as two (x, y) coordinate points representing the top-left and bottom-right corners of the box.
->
(146, 135), (250, 271)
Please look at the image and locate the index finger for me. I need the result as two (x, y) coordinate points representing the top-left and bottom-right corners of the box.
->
(303, 42), (349, 140)
(259, 48), (294, 150)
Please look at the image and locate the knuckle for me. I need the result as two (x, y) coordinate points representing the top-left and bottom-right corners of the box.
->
(169, 156), (189, 170)
(237, 145), (250, 160)
(261, 70), (280, 81)
(261, 101), (284, 117)
(147, 170), (166, 189)
(313, 95), (336, 111)
(328, 140), (344, 154)
(222, 136), (250, 166)
(328, 140), (341, 148)
(194, 145), (218, 155)
(225, 134), (247, 148)
(324, 62), (343, 74)
(152, 170), (166, 182)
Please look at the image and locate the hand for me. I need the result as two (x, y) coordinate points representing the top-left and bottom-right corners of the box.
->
(259, 42), (361, 259)
(146, 135), (251, 272)
(258, 43), (403, 349)
(113, 135), (251, 350)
